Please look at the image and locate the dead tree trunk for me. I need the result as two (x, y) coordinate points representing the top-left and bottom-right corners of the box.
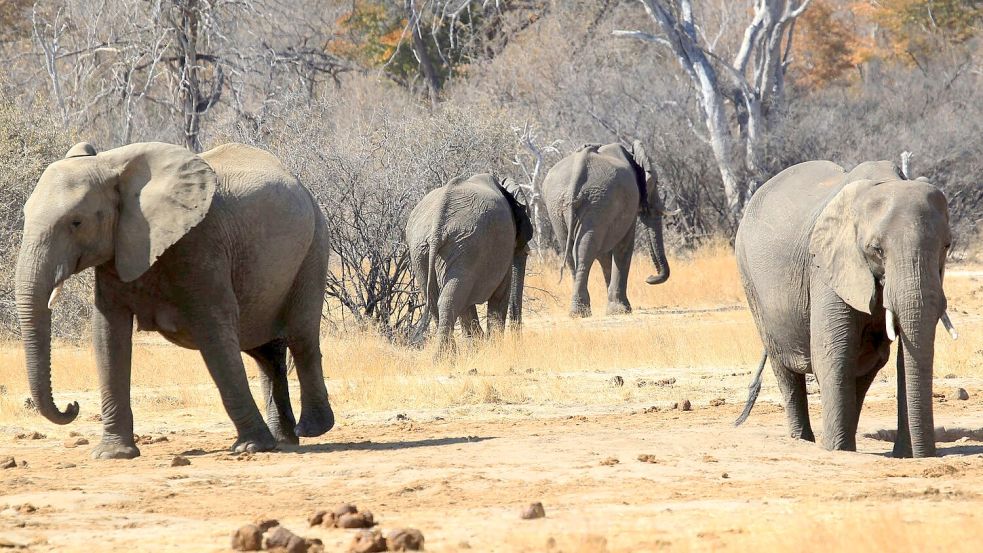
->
(615, 0), (811, 218)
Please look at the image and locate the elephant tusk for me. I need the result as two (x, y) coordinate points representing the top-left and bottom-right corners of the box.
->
(941, 311), (958, 340)
(661, 208), (682, 217)
(885, 309), (897, 342)
(47, 283), (64, 310)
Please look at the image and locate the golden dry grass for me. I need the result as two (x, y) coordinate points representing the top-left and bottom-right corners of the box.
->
(1, 243), (981, 423)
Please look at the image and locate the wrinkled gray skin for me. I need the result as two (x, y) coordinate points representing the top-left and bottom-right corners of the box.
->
(736, 160), (950, 458)
(406, 174), (533, 355)
(541, 141), (670, 317)
(16, 142), (334, 459)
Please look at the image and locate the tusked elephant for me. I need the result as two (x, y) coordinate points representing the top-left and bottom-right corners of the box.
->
(16, 141), (335, 459)
(406, 173), (533, 355)
(541, 141), (675, 318)
(735, 159), (956, 458)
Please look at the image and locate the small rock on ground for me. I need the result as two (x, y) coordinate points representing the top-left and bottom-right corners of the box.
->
(337, 511), (375, 529)
(170, 455), (191, 467)
(637, 454), (659, 464)
(709, 398), (726, 407)
(521, 502), (546, 520)
(254, 518), (280, 532)
(676, 399), (692, 411)
(1, 456), (16, 469)
(63, 437), (89, 448)
(599, 457), (619, 466)
(609, 376), (624, 387)
(950, 387), (970, 401)
(14, 431), (45, 440)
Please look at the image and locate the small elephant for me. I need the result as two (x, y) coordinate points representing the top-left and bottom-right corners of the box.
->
(540, 141), (674, 317)
(735, 160), (955, 458)
(16, 142), (335, 459)
(406, 173), (533, 355)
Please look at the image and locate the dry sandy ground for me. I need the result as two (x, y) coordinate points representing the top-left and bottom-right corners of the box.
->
(3, 369), (983, 552)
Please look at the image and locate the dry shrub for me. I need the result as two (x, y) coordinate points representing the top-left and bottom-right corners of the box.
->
(0, 95), (87, 340)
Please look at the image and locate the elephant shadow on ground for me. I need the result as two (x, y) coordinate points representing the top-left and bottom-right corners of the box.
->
(864, 427), (983, 457)
(293, 435), (496, 454)
(178, 436), (495, 457)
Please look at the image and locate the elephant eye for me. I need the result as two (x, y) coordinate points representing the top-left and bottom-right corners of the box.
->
(70, 220), (82, 229)
(869, 245), (883, 257)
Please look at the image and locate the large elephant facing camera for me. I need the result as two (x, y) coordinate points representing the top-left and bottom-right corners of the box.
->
(406, 173), (532, 355)
(735, 160), (956, 458)
(16, 141), (335, 459)
(541, 141), (674, 318)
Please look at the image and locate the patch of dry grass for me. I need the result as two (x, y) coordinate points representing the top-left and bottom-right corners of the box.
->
(1, 244), (981, 424)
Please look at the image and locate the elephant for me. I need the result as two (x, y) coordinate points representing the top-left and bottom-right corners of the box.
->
(406, 173), (533, 355)
(16, 141), (335, 459)
(734, 159), (956, 458)
(540, 141), (674, 318)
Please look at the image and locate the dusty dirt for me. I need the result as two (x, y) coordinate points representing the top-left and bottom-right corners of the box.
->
(3, 374), (983, 552)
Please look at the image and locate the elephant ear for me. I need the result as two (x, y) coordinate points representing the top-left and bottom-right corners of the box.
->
(499, 177), (534, 250)
(809, 178), (880, 314)
(112, 143), (218, 282)
(628, 140), (653, 212)
(65, 142), (97, 158)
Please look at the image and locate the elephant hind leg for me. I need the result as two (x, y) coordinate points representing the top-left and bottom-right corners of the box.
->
(570, 230), (599, 318)
(607, 228), (635, 315)
(245, 339), (298, 446)
(435, 277), (469, 357)
(486, 272), (511, 338)
(460, 305), (484, 340)
(773, 363), (815, 442)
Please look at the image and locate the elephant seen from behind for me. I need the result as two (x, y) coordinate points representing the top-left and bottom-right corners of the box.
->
(540, 141), (675, 318)
(735, 159), (956, 458)
(17, 141), (335, 458)
(406, 173), (533, 355)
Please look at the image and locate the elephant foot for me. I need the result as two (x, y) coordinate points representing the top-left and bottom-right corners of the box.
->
(605, 301), (632, 316)
(569, 303), (592, 318)
(820, 434), (857, 452)
(892, 441), (913, 458)
(232, 428), (277, 453)
(295, 404), (335, 438)
(91, 440), (141, 460)
(267, 420), (300, 445)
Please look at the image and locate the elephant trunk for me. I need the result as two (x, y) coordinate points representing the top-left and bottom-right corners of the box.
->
(887, 261), (941, 458)
(508, 251), (528, 330)
(640, 209), (670, 285)
(14, 243), (79, 425)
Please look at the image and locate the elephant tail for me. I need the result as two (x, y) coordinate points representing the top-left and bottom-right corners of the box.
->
(734, 350), (768, 427)
(559, 149), (591, 282)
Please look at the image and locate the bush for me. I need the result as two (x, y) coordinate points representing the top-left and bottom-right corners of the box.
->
(0, 96), (87, 340)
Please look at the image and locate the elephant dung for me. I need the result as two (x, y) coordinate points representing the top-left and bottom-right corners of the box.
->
(349, 530), (387, 553)
(265, 526), (308, 553)
(231, 524), (263, 551)
(1, 456), (16, 469)
(337, 511), (376, 529)
(386, 528), (425, 551)
(520, 502), (546, 520)
(608, 376), (624, 387)
(170, 455), (191, 467)
(14, 431), (45, 440)
(674, 399), (692, 411)
(308, 510), (328, 527)
(254, 518), (280, 532)
(709, 398), (726, 407)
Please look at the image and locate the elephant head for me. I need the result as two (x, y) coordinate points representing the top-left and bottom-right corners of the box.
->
(16, 142), (216, 425)
(628, 140), (672, 285)
(500, 177), (533, 329)
(809, 169), (951, 457)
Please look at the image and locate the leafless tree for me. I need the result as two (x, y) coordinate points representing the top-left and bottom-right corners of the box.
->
(614, 0), (811, 216)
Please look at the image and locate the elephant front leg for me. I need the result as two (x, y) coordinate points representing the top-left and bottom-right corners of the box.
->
(811, 281), (862, 452)
(90, 291), (140, 460)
